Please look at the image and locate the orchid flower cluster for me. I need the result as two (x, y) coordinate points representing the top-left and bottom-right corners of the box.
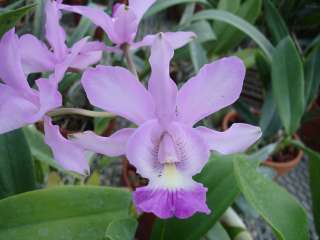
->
(0, 0), (262, 219)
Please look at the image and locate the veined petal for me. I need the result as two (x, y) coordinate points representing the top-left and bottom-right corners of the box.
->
(0, 29), (32, 95)
(44, 117), (89, 175)
(177, 57), (246, 126)
(126, 120), (163, 179)
(129, 0), (156, 23)
(0, 84), (38, 134)
(45, 0), (68, 60)
(168, 122), (210, 176)
(82, 65), (155, 125)
(59, 3), (117, 44)
(148, 34), (177, 127)
(71, 128), (135, 156)
(19, 34), (56, 74)
(196, 124), (262, 154)
(112, 4), (138, 44)
(132, 31), (196, 50)
(133, 181), (210, 219)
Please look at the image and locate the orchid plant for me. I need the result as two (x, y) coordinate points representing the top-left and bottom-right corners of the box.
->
(0, 0), (315, 240)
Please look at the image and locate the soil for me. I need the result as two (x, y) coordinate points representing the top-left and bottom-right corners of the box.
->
(270, 146), (299, 163)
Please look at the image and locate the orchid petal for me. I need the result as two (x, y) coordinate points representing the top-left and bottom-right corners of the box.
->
(0, 85), (38, 134)
(126, 120), (163, 179)
(196, 123), (262, 154)
(134, 182), (210, 219)
(82, 65), (155, 125)
(0, 29), (32, 95)
(19, 34), (56, 74)
(177, 57), (246, 126)
(71, 128), (135, 157)
(112, 4), (138, 44)
(148, 35), (177, 127)
(59, 3), (117, 44)
(45, 0), (68, 60)
(54, 37), (89, 82)
(168, 122), (210, 176)
(129, 0), (156, 23)
(132, 31), (196, 50)
(44, 117), (89, 175)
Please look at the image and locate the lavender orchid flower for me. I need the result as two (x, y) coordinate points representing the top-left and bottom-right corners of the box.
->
(0, 29), (89, 175)
(71, 34), (262, 218)
(18, 0), (103, 76)
(58, 0), (195, 50)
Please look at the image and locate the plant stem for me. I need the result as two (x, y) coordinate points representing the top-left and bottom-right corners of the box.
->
(122, 43), (138, 77)
(47, 108), (115, 118)
(220, 207), (253, 240)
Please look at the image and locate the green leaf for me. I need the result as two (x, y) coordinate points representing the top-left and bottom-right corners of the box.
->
(189, 41), (208, 73)
(213, 0), (262, 54)
(0, 4), (36, 37)
(0, 186), (132, 240)
(105, 218), (138, 240)
(151, 154), (241, 240)
(144, 0), (209, 18)
(290, 141), (320, 236)
(271, 37), (305, 135)
(23, 126), (63, 171)
(190, 9), (274, 60)
(304, 47), (320, 107)
(0, 130), (36, 199)
(263, 0), (289, 43)
(184, 20), (216, 43)
(233, 158), (309, 240)
(259, 91), (282, 139)
(33, 0), (45, 39)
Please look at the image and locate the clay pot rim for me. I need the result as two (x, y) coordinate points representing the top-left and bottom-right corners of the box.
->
(263, 148), (304, 168)
(222, 111), (239, 131)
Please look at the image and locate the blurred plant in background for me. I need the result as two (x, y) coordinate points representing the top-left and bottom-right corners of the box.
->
(0, 0), (319, 240)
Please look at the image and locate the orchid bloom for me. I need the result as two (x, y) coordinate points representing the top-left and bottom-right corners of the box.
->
(18, 0), (102, 76)
(0, 29), (89, 175)
(58, 0), (195, 50)
(71, 34), (262, 218)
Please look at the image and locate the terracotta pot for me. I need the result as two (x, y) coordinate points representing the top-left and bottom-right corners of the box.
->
(222, 111), (304, 176)
(222, 111), (242, 130)
(263, 146), (304, 176)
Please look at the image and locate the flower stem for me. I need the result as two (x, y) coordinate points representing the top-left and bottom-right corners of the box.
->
(47, 108), (115, 118)
(122, 43), (138, 77)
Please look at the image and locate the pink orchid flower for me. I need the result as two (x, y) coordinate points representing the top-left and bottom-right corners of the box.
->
(58, 0), (195, 50)
(0, 29), (89, 175)
(18, 0), (103, 76)
(71, 34), (262, 218)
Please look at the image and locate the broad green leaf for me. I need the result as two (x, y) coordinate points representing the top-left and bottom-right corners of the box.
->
(189, 41), (208, 73)
(234, 100), (258, 125)
(0, 186), (132, 240)
(263, 0), (289, 43)
(212, 0), (262, 55)
(179, 3), (196, 26)
(105, 218), (138, 240)
(290, 141), (320, 236)
(234, 158), (309, 240)
(259, 91), (282, 139)
(233, 48), (257, 68)
(304, 47), (320, 107)
(23, 126), (63, 171)
(151, 154), (241, 240)
(0, 4), (36, 37)
(0, 130), (36, 199)
(144, 0), (209, 18)
(271, 37), (305, 135)
(190, 9), (274, 60)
